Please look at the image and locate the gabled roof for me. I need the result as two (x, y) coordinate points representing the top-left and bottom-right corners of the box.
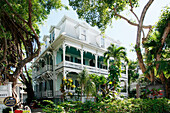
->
(43, 35), (49, 41)
(49, 25), (60, 33)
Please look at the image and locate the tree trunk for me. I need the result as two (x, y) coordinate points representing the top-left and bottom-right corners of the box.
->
(10, 78), (19, 102)
(135, 0), (154, 81)
(136, 84), (140, 98)
(81, 86), (83, 102)
(159, 72), (170, 98)
(25, 82), (35, 105)
(165, 79), (170, 98)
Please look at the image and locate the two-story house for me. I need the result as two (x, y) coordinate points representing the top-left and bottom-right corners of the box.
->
(32, 16), (128, 102)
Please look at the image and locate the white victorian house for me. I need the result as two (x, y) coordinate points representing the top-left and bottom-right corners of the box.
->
(32, 16), (128, 102)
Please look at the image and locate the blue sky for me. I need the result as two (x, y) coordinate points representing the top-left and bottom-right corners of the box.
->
(39, 0), (169, 60)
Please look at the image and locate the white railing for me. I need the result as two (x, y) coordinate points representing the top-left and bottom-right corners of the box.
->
(65, 61), (82, 69)
(55, 91), (62, 96)
(42, 91), (47, 97)
(47, 90), (53, 97)
(120, 92), (128, 97)
(98, 68), (109, 74)
(84, 65), (96, 72)
(55, 61), (108, 74)
(121, 73), (127, 78)
(36, 92), (42, 98)
(46, 65), (53, 71)
(35, 65), (53, 75)
(56, 62), (63, 69)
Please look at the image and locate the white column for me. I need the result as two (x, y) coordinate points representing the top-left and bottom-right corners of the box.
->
(126, 65), (128, 95)
(8, 82), (12, 96)
(63, 43), (65, 66)
(107, 59), (110, 70)
(126, 65), (128, 77)
(81, 49), (84, 69)
(53, 51), (57, 96)
(63, 69), (66, 79)
(95, 54), (98, 69)
(53, 51), (57, 69)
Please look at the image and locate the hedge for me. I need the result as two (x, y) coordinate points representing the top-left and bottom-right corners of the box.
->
(41, 98), (170, 113)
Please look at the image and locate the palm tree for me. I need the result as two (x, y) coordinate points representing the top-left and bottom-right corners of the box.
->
(84, 78), (96, 100)
(78, 68), (96, 101)
(104, 44), (128, 98)
(78, 68), (89, 101)
(104, 44), (127, 69)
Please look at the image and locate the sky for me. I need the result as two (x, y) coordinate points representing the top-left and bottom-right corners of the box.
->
(39, 0), (169, 61)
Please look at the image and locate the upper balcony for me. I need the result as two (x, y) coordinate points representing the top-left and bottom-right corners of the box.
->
(55, 61), (108, 75)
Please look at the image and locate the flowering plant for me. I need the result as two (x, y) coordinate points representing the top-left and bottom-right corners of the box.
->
(149, 88), (163, 98)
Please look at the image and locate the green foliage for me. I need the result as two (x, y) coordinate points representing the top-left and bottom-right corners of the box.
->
(75, 87), (81, 101)
(141, 88), (164, 99)
(89, 74), (107, 94)
(108, 65), (121, 92)
(128, 60), (140, 83)
(41, 98), (170, 113)
(143, 6), (170, 79)
(78, 68), (96, 100)
(69, 0), (139, 32)
(40, 100), (64, 113)
(0, 0), (67, 85)
(129, 89), (136, 98)
(3, 107), (11, 113)
(104, 44), (127, 69)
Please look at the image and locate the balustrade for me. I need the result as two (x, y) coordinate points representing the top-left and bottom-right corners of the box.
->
(55, 61), (108, 74)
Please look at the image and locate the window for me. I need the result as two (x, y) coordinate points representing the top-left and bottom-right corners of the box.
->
(81, 30), (86, 40)
(39, 82), (42, 92)
(52, 31), (55, 41)
(75, 80), (79, 87)
(45, 41), (47, 49)
(61, 54), (63, 61)
(65, 55), (70, 61)
(49, 80), (53, 90)
(101, 37), (105, 47)
(42, 61), (45, 67)
(50, 31), (55, 43)
(75, 58), (81, 64)
(71, 56), (73, 62)
(50, 34), (52, 42)
(89, 59), (95, 67)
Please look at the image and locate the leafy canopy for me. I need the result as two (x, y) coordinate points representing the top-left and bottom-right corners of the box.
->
(69, 0), (139, 32)
(0, 0), (66, 80)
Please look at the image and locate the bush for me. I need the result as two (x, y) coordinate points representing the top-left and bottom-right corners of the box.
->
(3, 107), (11, 113)
(41, 98), (170, 113)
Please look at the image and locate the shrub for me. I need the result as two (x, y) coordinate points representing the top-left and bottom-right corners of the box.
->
(41, 98), (170, 113)
(3, 107), (11, 113)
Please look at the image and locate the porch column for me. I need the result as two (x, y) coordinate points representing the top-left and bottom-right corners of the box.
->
(63, 69), (66, 79)
(63, 43), (66, 66)
(126, 65), (128, 95)
(81, 49), (84, 69)
(53, 51), (57, 68)
(53, 51), (57, 96)
(126, 65), (128, 77)
(95, 54), (98, 69)
(107, 59), (110, 70)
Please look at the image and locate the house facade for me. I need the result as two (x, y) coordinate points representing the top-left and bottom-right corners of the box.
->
(32, 16), (128, 102)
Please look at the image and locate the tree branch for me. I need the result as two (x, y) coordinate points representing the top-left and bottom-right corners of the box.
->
(0, 26), (7, 64)
(135, 0), (154, 80)
(4, 0), (28, 24)
(129, 0), (146, 38)
(114, 12), (152, 29)
(28, 0), (32, 26)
